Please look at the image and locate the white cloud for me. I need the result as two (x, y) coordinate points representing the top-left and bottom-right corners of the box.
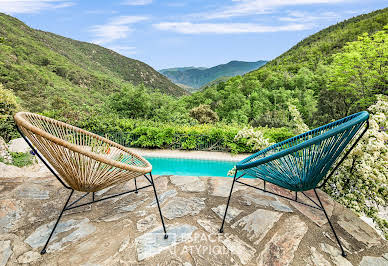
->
(0, 0), (74, 14)
(279, 11), (340, 22)
(153, 22), (312, 34)
(121, 0), (152, 6)
(90, 16), (148, 44)
(194, 0), (349, 19)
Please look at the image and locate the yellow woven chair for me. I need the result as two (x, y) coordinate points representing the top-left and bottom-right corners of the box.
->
(14, 112), (168, 254)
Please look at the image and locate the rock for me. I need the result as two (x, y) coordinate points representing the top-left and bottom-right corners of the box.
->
(148, 189), (177, 207)
(290, 190), (334, 226)
(337, 210), (381, 248)
(162, 197), (206, 220)
(0, 162), (25, 178)
(322, 232), (352, 253)
(359, 256), (388, 266)
(17, 251), (41, 264)
(270, 199), (293, 212)
(232, 209), (282, 245)
(135, 224), (197, 261)
(118, 203), (139, 212)
(137, 214), (158, 232)
(15, 184), (50, 200)
(222, 233), (256, 265)
(257, 215), (308, 266)
(98, 213), (128, 222)
(118, 238), (130, 253)
(209, 177), (245, 197)
(383, 253), (388, 261)
(95, 187), (112, 196)
(136, 210), (147, 217)
(8, 138), (30, 153)
(360, 215), (386, 239)
(25, 218), (96, 252)
(0, 162), (49, 179)
(197, 219), (256, 265)
(0, 240), (12, 266)
(242, 192), (293, 213)
(0, 137), (12, 164)
(211, 204), (242, 223)
(0, 199), (22, 233)
(170, 176), (206, 192)
(197, 219), (219, 234)
(305, 247), (331, 266)
(320, 243), (352, 266)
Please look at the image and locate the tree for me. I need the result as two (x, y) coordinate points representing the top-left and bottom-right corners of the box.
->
(189, 104), (219, 124)
(109, 85), (152, 119)
(327, 26), (388, 116)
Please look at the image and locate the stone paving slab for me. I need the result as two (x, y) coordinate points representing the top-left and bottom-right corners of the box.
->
(0, 172), (387, 265)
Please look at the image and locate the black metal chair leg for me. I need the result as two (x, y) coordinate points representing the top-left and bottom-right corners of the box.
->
(149, 173), (168, 239)
(219, 171), (237, 233)
(134, 177), (138, 194)
(92, 192), (95, 202)
(41, 189), (74, 255)
(314, 189), (347, 257)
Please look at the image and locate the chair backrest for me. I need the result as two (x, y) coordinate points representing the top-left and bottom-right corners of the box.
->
(14, 112), (151, 192)
(237, 111), (369, 191)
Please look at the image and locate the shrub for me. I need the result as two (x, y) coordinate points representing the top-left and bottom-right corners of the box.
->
(189, 104), (219, 124)
(324, 95), (388, 239)
(9, 152), (34, 167)
(0, 84), (20, 141)
(234, 127), (274, 151)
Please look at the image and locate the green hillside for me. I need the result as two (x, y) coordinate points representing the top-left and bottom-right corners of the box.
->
(0, 13), (188, 114)
(160, 66), (207, 72)
(248, 8), (388, 75)
(189, 8), (388, 126)
(160, 60), (267, 90)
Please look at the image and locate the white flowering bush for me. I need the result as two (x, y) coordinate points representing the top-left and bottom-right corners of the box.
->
(288, 103), (310, 134)
(228, 128), (274, 177)
(234, 127), (274, 151)
(324, 95), (388, 239)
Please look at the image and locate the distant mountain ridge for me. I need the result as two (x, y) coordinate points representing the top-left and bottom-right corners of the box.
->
(159, 60), (267, 91)
(0, 12), (187, 114)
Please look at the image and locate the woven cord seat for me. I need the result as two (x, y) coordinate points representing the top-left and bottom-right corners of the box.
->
(14, 112), (168, 254)
(237, 111), (369, 191)
(219, 111), (369, 257)
(14, 112), (151, 192)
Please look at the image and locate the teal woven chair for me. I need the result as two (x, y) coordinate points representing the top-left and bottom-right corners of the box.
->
(219, 111), (369, 257)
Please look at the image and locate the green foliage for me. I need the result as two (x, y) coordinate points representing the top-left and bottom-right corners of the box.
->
(0, 12), (187, 121)
(327, 26), (388, 116)
(0, 84), (20, 141)
(9, 152), (34, 167)
(189, 104), (219, 124)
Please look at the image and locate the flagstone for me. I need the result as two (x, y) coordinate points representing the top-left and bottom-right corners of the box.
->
(231, 209), (282, 245)
(135, 224), (197, 261)
(257, 215), (308, 266)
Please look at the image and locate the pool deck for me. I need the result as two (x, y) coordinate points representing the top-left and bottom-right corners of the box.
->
(131, 148), (252, 162)
(0, 161), (387, 265)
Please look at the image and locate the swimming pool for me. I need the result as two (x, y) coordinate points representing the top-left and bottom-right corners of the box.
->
(144, 156), (238, 177)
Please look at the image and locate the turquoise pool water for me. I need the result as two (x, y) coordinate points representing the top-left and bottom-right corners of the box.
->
(144, 156), (237, 177)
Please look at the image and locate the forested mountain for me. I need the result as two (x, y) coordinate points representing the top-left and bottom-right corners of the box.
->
(159, 60), (267, 90)
(188, 8), (388, 127)
(160, 66), (207, 73)
(0, 13), (188, 114)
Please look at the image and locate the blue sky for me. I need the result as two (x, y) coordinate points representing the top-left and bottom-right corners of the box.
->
(1, 0), (386, 69)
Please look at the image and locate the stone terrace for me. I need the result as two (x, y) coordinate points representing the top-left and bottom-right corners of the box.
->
(0, 163), (387, 265)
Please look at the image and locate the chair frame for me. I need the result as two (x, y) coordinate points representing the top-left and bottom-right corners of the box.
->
(219, 118), (369, 258)
(16, 125), (168, 255)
